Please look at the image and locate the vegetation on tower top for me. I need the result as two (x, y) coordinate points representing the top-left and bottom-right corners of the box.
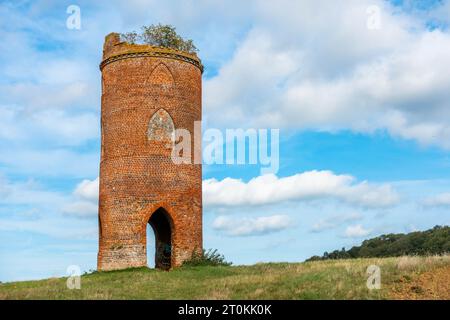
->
(120, 24), (198, 54)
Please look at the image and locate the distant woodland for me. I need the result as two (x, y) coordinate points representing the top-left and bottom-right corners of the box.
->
(307, 225), (450, 261)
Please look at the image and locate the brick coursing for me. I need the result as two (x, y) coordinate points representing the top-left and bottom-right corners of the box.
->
(97, 33), (202, 271)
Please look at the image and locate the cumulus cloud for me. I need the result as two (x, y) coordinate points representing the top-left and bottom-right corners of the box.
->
(204, 0), (450, 149)
(63, 178), (99, 218)
(212, 214), (292, 236)
(74, 177), (99, 202)
(344, 224), (372, 238)
(203, 171), (399, 208)
(422, 192), (450, 207)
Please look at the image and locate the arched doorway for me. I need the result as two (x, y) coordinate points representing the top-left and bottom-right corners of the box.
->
(147, 207), (172, 269)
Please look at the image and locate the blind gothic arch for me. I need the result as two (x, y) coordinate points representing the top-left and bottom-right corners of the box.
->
(149, 62), (175, 86)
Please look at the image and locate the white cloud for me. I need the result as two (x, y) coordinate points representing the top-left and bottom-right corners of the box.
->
(203, 171), (399, 208)
(0, 175), (99, 240)
(0, 217), (97, 240)
(74, 177), (99, 202)
(0, 98), (99, 148)
(63, 178), (99, 218)
(422, 192), (450, 207)
(0, 148), (99, 178)
(62, 201), (98, 218)
(204, 0), (450, 149)
(0, 176), (66, 207)
(311, 212), (363, 233)
(344, 224), (372, 238)
(212, 214), (291, 236)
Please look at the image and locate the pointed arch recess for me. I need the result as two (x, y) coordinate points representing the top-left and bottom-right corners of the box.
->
(147, 108), (175, 142)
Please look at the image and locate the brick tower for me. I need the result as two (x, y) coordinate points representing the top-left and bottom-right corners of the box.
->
(97, 33), (203, 271)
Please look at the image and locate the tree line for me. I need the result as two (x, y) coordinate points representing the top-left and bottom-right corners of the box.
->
(307, 225), (450, 261)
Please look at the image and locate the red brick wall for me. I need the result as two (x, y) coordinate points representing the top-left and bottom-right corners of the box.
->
(97, 33), (202, 271)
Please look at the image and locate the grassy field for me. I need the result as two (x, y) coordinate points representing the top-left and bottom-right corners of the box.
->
(0, 255), (448, 300)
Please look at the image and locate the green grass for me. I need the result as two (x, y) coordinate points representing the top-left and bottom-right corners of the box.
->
(1, 255), (448, 300)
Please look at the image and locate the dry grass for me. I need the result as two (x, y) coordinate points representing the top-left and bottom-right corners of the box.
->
(0, 255), (448, 300)
(396, 255), (449, 271)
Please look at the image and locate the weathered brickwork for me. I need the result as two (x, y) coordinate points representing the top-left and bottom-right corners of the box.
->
(97, 33), (202, 271)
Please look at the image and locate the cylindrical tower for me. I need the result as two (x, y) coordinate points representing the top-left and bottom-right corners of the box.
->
(97, 33), (202, 271)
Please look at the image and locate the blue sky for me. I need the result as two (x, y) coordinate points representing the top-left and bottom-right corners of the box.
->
(1, 0), (450, 281)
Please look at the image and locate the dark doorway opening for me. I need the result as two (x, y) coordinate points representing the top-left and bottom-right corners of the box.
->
(147, 207), (172, 269)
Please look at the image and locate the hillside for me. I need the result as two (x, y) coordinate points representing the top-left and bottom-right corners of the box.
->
(307, 225), (450, 261)
(1, 255), (448, 300)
